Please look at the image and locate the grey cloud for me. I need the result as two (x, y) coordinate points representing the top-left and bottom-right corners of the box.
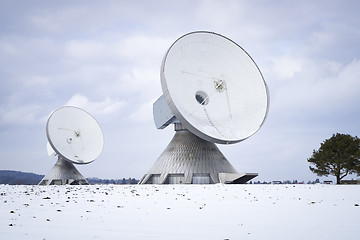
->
(0, 0), (359, 182)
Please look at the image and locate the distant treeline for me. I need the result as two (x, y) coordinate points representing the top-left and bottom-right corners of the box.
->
(87, 177), (139, 185)
(0, 170), (139, 185)
(0, 170), (44, 185)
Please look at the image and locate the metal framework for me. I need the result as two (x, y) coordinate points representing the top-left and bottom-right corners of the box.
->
(39, 157), (88, 185)
(139, 126), (257, 184)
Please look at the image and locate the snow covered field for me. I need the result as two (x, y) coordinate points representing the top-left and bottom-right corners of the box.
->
(1, 184), (359, 240)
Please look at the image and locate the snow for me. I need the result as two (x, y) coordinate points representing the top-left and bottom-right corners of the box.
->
(1, 184), (359, 239)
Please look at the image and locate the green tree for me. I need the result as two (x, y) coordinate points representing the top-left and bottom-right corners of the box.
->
(308, 133), (360, 184)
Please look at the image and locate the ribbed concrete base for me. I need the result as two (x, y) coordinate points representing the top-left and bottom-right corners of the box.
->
(39, 157), (88, 185)
(140, 129), (248, 184)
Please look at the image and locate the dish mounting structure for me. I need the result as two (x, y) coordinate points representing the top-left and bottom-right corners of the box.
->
(39, 106), (104, 185)
(139, 31), (269, 184)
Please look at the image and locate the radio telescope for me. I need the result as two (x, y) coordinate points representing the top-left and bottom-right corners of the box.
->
(39, 106), (104, 185)
(139, 31), (269, 184)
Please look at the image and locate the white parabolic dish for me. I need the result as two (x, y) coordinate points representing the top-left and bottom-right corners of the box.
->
(161, 31), (269, 144)
(46, 106), (104, 164)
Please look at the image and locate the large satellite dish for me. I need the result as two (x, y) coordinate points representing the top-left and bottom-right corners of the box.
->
(39, 106), (104, 185)
(160, 31), (269, 144)
(140, 31), (269, 184)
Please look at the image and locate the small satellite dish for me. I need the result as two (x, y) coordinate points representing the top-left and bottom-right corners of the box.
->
(140, 31), (268, 184)
(39, 106), (104, 185)
(46, 106), (104, 164)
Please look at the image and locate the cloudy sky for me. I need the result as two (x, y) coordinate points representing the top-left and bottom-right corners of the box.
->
(1, 0), (359, 183)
